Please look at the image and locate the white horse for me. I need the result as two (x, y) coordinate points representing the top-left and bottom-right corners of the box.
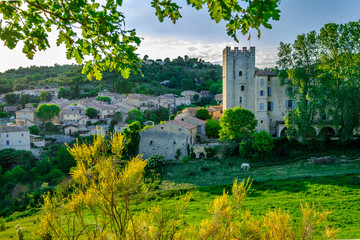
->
(241, 163), (250, 171)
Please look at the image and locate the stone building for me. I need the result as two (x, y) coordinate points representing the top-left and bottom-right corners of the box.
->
(0, 126), (30, 150)
(139, 120), (198, 160)
(223, 46), (293, 136)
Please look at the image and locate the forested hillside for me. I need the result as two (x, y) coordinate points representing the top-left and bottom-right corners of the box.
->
(0, 56), (223, 96)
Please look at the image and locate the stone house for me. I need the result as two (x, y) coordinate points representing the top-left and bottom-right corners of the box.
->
(175, 96), (191, 106)
(139, 120), (197, 160)
(174, 113), (206, 136)
(207, 105), (223, 119)
(127, 94), (153, 110)
(155, 94), (176, 111)
(181, 107), (200, 116)
(114, 123), (128, 133)
(30, 134), (46, 147)
(181, 90), (198, 103)
(0, 126), (30, 150)
(15, 108), (39, 127)
(63, 124), (79, 136)
(61, 110), (81, 123)
(215, 93), (223, 104)
(199, 90), (210, 98)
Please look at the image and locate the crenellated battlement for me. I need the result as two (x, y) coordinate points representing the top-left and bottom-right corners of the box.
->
(223, 46), (255, 57)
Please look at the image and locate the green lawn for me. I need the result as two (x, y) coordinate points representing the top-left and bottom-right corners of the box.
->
(1, 152), (360, 239)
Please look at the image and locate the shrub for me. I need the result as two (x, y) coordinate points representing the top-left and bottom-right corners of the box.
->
(175, 149), (181, 160)
(239, 140), (253, 158)
(15, 223), (25, 240)
(252, 131), (274, 155)
(205, 119), (221, 138)
(274, 136), (289, 156)
(146, 155), (164, 174)
(182, 156), (190, 164)
(0, 217), (5, 231)
(204, 146), (218, 158)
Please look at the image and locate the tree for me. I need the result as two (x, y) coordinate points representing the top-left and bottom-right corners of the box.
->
(72, 83), (80, 99)
(205, 119), (221, 138)
(85, 107), (98, 119)
(39, 91), (52, 102)
(252, 131), (274, 155)
(29, 125), (39, 135)
(193, 94), (200, 102)
(5, 93), (19, 104)
(54, 146), (75, 174)
(36, 103), (61, 123)
(0, 1), (280, 80)
(195, 108), (211, 120)
(219, 107), (257, 143)
(157, 107), (170, 122)
(113, 111), (122, 122)
(127, 109), (144, 124)
(96, 95), (111, 104)
(122, 121), (141, 158)
(58, 87), (71, 99)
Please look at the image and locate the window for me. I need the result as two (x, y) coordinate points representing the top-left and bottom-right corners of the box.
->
(268, 87), (272, 96)
(21, 133), (23, 137)
(239, 71), (242, 76)
(173, 141), (176, 145)
(161, 127), (163, 129)
(261, 120), (263, 123)
(259, 90), (265, 96)
(150, 141), (153, 145)
(259, 103), (265, 111)
(286, 100), (294, 108)
(239, 97), (242, 103)
(241, 85), (245, 91)
(267, 102), (274, 111)
(268, 76), (271, 81)
(179, 128), (182, 131)
(6, 140), (9, 145)
(6, 134), (8, 138)
(286, 87), (293, 96)
(19, 140), (21, 143)
(260, 79), (264, 87)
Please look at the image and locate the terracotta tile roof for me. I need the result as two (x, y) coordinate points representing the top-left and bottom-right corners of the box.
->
(170, 119), (197, 129)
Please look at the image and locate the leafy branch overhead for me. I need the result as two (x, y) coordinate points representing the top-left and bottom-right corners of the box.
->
(0, 0), (280, 80)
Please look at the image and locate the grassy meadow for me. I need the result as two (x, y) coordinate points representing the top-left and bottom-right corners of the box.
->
(1, 150), (360, 239)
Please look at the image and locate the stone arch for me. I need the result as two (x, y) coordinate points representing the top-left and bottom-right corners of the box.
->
(319, 126), (335, 137)
(199, 152), (205, 158)
(280, 127), (287, 136)
(306, 127), (317, 137)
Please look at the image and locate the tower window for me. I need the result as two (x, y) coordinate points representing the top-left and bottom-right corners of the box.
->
(241, 85), (245, 91)
(150, 141), (153, 145)
(268, 102), (274, 111)
(259, 103), (265, 111)
(259, 90), (265, 96)
(239, 97), (242, 103)
(268, 87), (272, 96)
(260, 79), (264, 87)
(239, 71), (242, 76)
(268, 76), (271, 81)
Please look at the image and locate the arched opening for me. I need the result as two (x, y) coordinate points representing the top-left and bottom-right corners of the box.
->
(199, 152), (205, 158)
(306, 127), (317, 137)
(241, 85), (245, 91)
(319, 126), (335, 137)
(280, 127), (287, 136)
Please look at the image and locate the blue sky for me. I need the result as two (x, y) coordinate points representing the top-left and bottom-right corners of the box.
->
(0, 0), (359, 72)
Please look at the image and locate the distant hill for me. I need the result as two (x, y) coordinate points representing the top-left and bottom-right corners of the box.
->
(0, 56), (222, 97)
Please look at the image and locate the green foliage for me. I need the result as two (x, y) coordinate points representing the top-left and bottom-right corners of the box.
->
(219, 107), (257, 144)
(85, 107), (98, 119)
(39, 91), (52, 102)
(182, 156), (190, 164)
(113, 112), (122, 122)
(193, 94), (200, 102)
(204, 146), (219, 159)
(28, 125), (39, 135)
(175, 149), (181, 160)
(45, 122), (59, 132)
(0, 112), (8, 118)
(205, 119), (221, 138)
(127, 109), (144, 124)
(0, 217), (5, 231)
(4, 93), (19, 104)
(54, 146), (75, 174)
(36, 104), (61, 122)
(252, 131), (275, 154)
(278, 20), (360, 142)
(96, 95), (111, 104)
(58, 87), (72, 99)
(123, 121), (141, 158)
(145, 155), (164, 175)
(239, 140), (253, 158)
(195, 108), (211, 120)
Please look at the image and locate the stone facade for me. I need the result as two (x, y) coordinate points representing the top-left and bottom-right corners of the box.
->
(223, 46), (293, 136)
(0, 126), (30, 150)
(139, 120), (197, 160)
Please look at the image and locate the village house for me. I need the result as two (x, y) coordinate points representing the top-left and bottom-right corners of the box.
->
(181, 90), (198, 103)
(127, 94), (153, 111)
(207, 105), (223, 119)
(139, 120), (197, 160)
(0, 126), (30, 150)
(15, 108), (39, 127)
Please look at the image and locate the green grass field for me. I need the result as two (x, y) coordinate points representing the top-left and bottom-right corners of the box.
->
(1, 151), (360, 239)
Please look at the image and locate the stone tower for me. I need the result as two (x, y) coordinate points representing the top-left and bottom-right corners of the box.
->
(222, 46), (256, 112)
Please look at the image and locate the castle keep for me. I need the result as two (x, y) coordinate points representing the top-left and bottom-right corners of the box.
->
(223, 46), (291, 136)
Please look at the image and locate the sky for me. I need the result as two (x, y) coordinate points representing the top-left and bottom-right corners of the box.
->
(0, 0), (360, 72)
